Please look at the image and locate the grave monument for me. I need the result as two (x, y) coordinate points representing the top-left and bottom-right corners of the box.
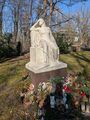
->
(26, 18), (67, 87)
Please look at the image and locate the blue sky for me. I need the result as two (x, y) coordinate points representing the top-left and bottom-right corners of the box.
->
(61, 0), (90, 14)
(2, 0), (90, 33)
(2, 1), (14, 33)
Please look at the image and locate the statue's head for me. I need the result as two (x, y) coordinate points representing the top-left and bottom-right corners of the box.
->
(38, 18), (46, 27)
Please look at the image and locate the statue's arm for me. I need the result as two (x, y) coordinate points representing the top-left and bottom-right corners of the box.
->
(30, 23), (38, 31)
(30, 19), (40, 31)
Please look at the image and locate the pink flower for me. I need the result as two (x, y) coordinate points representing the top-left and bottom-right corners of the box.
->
(28, 84), (34, 91)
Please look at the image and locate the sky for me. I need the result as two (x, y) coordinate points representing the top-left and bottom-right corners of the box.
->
(2, 0), (90, 33)
(2, 1), (14, 33)
(61, 0), (90, 14)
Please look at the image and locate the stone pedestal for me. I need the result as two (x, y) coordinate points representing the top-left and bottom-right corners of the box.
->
(26, 62), (67, 88)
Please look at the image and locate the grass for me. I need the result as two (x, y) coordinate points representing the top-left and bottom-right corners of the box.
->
(0, 51), (90, 120)
(0, 58), (28, 84)
(0, 56), (31, 120)
(60, 51), (90, 79)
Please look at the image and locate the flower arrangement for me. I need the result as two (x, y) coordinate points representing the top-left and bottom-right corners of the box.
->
(20, 73), (90, 119)
(22, 82), (53, 109)
(62, 73), (90, 110)
(37, 82), (53, 108)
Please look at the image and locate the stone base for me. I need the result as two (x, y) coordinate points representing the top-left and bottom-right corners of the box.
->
(26, 62), (67, 88)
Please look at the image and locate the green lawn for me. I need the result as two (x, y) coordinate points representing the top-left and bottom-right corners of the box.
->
(0, 51), (90, 85)
(0, 58), (28, 84)
(60, 51), (90, 79)
(0, 51), (90, 120)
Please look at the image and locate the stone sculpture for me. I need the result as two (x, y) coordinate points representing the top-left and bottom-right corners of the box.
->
(30, 18), (59, 66)
(26, 18), (67, 76)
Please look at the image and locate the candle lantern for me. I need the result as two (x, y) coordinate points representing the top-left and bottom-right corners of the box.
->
(50, 93), (55, 109)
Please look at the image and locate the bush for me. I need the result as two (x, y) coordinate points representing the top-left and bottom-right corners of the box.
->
(0, 33), (17, 59)
(0, 45), (16, 58)
(16, 41), (22, 56)
(4, 33), (12, 44)
(54, 33), (71, 54)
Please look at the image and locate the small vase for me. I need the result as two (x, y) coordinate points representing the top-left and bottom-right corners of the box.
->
(38, 109), (42, 116)
(86, 104), (90, 113)
(50, 94), (55, 108)
(81, 102), (85, 112)
(41, 116), (44, 120)
(51, 83), (56, 93)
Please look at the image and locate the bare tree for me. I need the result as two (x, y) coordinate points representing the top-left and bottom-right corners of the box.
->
(63, 20), (76, 44)
(0, 0), (6, 34)
(75, 7), (90, 46)
(1, 0), (88, 54)
(44, 0), (47, 17)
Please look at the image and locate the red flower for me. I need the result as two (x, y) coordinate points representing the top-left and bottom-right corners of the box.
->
(63, 85), (72, 93)
(80, 92), (86, 97)
(63, 85), (67, 90)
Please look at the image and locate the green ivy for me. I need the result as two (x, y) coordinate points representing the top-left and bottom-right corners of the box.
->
(50, 76), (64, 84)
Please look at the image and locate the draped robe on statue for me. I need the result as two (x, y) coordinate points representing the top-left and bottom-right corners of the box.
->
(30, 23), (59, 66)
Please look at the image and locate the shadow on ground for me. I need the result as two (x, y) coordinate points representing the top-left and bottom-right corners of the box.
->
(70, 52), (90, 79)
(44, 95), (90, 120)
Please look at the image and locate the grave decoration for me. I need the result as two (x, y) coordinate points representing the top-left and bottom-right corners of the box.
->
(21, 74), (90, 119)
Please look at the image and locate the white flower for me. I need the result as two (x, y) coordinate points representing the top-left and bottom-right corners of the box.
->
(38, 82), (47, 92)
(42, 82), (47, 90)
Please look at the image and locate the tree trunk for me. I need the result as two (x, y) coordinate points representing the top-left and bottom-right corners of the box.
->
(50, 0), (52, 16)
(30, 0), (33, 18)
(0, 12), (2, 34)
(14, 8), (18, 42)
(44, 0), (47, 17)
(0, 0), (6, 34)
(49, 0), (52, 24)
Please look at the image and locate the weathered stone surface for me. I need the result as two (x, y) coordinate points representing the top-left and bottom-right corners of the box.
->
(27, 67), (67, 88)
(26, 61), (67, 74)
(29, 18), (59, 65)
